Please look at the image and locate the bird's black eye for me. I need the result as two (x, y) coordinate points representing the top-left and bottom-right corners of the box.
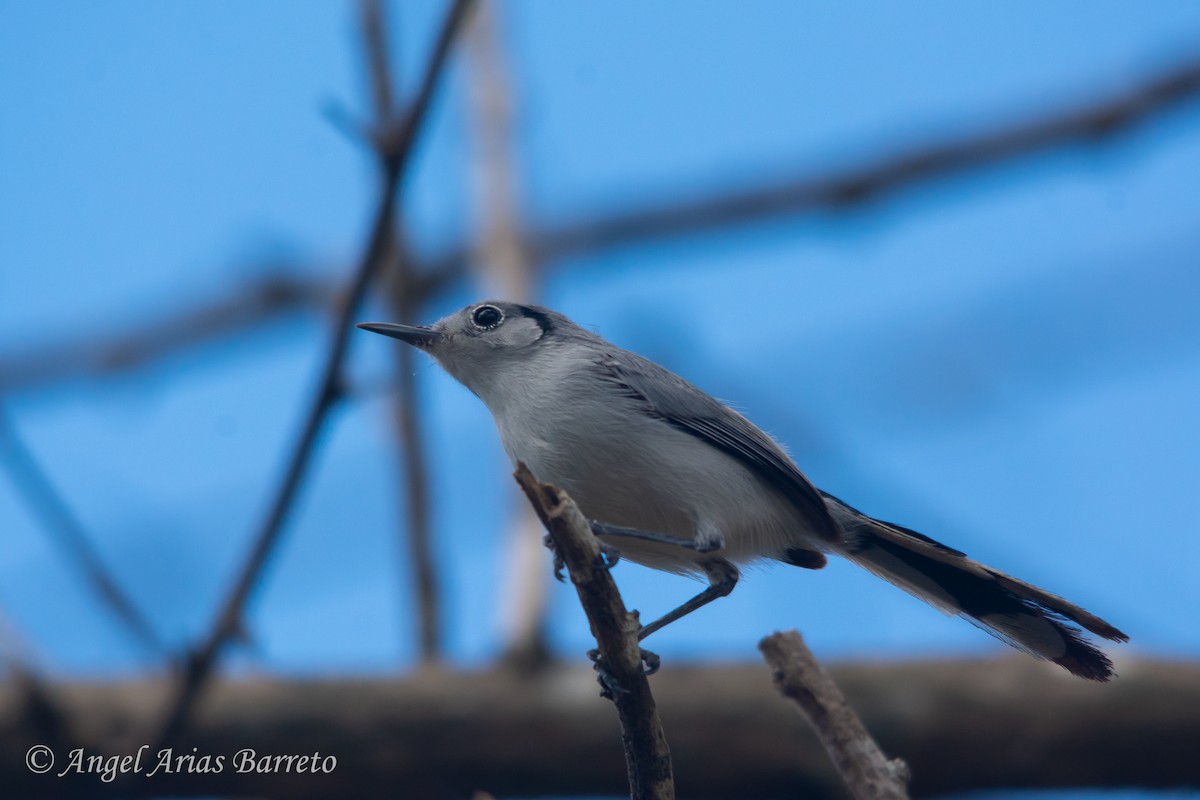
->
(471, 304), (504, 330)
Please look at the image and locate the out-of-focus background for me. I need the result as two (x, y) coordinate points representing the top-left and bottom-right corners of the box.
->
(1, 1), (1198, 798)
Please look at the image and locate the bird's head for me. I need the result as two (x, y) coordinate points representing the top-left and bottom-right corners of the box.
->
(358, 301), (575, 399)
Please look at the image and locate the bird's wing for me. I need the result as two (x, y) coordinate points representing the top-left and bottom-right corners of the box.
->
(600, 351), (841, 543)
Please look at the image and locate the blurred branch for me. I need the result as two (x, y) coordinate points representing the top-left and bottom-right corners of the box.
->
(8, 56), (1200, 394)
(380, 236), (442, 664)
(154, 0), (477, 747)
(0, 407), (166, 659)
(464, 0), (550, 670)
(0, 272), (330, 393)
(417, 54), (1200, 295)
(362, 0), (443, 665)
(465, 0), (535, 300)
(0, 607), (71, 759)
(1, 657), (1194, 798)
(760, 630), (909, 800)
(515, 464), (675, 800)
(359, 0), (397, 125)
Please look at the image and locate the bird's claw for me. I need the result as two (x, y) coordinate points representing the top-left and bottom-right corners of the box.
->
(598, 543), (621, 570)
(587, 646), (661, 697)
(542, 533), (567, 582)
(543, 534), (620, 582)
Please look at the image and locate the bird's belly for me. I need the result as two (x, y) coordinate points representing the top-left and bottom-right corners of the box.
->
(500, 411), (809, 573)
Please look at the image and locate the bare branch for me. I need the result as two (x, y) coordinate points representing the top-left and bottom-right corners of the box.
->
(153, 0), (478, 747)
(514, 463), (674, 800)
(760, 630), (909, 800)
(0, 407), (166, 659)
(418, 54), (1200, 296)
(372, 1), (478, 170)
(0, 273), (329, 393)
(10, 57), (1200, 394)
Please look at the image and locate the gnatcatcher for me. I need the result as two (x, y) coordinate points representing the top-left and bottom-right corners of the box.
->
(360, 301), (1127, 680)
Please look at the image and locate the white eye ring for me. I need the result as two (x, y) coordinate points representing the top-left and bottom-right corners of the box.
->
(471, 304), (505, 330)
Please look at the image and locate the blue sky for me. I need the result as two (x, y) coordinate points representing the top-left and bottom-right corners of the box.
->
(1, 0), (1198, 716)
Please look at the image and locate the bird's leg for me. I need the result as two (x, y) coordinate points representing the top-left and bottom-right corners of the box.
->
(574, 524), (735, 686)
(637, 559), (739, 641)
(588, 521), (737, 639)
(590, 521), (722, 553)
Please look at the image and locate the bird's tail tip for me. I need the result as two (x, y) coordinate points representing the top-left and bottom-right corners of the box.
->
(840, 516), (1126, 682)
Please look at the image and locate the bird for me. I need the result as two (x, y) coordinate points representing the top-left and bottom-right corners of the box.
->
(359, 301), (1128, 680)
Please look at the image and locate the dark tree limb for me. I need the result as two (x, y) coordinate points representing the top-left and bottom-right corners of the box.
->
(1, 658), (1195, 799)
(760, 630), (909, 800)
(153, 0), (477, 748)
(514, 463), (674, 800)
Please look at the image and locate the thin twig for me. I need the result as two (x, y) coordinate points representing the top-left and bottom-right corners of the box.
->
(361, 0), (443, 665)
(154, 0), (477, 747)
(0, 406), (166, 659)
(514, 463), (674, 800)
(759, 630), (909, 800)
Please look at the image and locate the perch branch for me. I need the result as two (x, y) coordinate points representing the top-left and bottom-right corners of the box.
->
(514, 463), (674, 800)
(153, 0), (476, 747)
(760, 630), (909, 800)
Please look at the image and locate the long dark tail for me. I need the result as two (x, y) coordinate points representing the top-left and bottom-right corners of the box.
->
(824, 495), (1128, 681)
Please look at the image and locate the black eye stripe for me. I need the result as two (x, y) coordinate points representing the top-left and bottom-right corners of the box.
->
(471, 304), (504, 329)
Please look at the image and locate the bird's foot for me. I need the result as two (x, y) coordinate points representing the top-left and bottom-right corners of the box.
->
(598, 543), (621, 571)
(586, 646), (661, 698)
(542, 533), (567, 583)
(543, 535), (620, 582)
